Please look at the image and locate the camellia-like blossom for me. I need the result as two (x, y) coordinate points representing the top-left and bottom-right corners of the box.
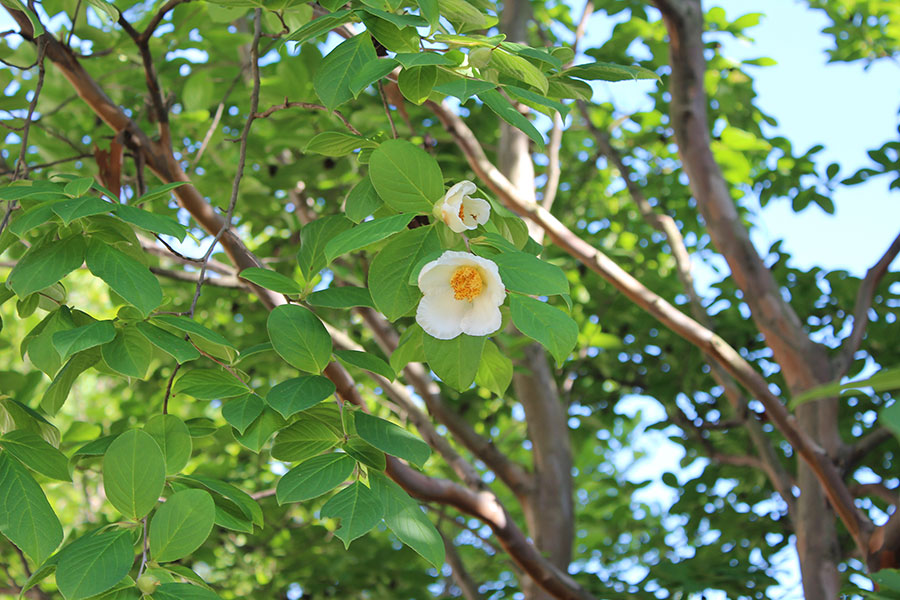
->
(436, 181), (491, 233)
(416, 251), (506, 340)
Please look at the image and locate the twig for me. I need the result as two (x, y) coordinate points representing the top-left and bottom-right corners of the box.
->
(188, 339), (248, 387)
(13, 38), (46, 180)
(377, 82), (399, 139)
(137, 517), (149, 577)
(66, 0), (82, 47)
(140, 0), (191, 42)
(835, 229), (900, 376)
(162, 363), (180, 415)
(253, 99), (362, 137)
(189, 8), (263, 317)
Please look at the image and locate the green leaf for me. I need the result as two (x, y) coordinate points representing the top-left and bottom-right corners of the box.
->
(86, 240), (162, 317)
(369, 226), (441, 321)
(63, 177), (95, 198)
(276, 453), (356, 504)
(509, 295), (578, 365)
(7, 200), (60, 237)
(132, 183), (187, 204)
(342, 437), (386, 470)
(0, 453), (63, 565)
(103, 429), (166, 520)
(437, 0), (486, 31)
(433, 77), (496, 101)
(151, 315), (236, 362)
(362, 15), (419, 52)
(266, 375), (336, 419)
(389, 323), (425, 373)
(52, 320), (116, 361)
(369, 472), (444, 567)
(493, 251), (569, 296)
(369, 140), (444, 212)
(345, 176), (384, 224)
(56, 531), (133, 600)
(41, 350), (100, 415)
(505, 84), (570, 118)
(267, 305), (332, 374)
(152, 583), (221, 600)
(222, 393), (265, 435)
(85, 0), (119, 22)
(321, 481), (384, 548)
(489, 49), (548, 94)
(354, 412), (430, 467)
(0, 430), (70, 481)
(297, 215), (353, 281)
(7, 235), (86, 298)
(359, 6), (427, 27)
(423, 333), (484, 391)
(113, 204), (187, 242)
(314, 33), (377, 111)
(500, 42), (562, 68)
(479, 89), (545, 150)
(398, 66), (437, 104)
(394, 52), (455, 68)
(563, 62), (659, 82)
(177, 475), (263, 528)
(100, 327), (153, 379)
(350, 58), (399, 97)
(305, 131), (378, 156)
(792, 367), (900, 407)
(51, 197), (113, 225)
(286, 9), (353, 44)
(173, 369), (249, 400)
(150, 489), (215, 563)
(134, 322), (201, 364)
(325, 213), (416, 263)
(144, 415), (193, 476)
(307, 286), (375, 309)
(334, 349), (394, 381)
(416, 0), (439, 27)
(233, 408), (285, 453)
(238, 267), (304, 294)
(271, 416), (342, 462)
(475, 339), (512, 397)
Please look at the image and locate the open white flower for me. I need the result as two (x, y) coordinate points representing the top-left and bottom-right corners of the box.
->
(436, 181), (491, 233)
(416, 251), (506, 340)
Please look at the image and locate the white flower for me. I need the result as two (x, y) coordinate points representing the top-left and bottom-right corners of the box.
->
(436, 181), (491, 233)
(416, 251), (506, 340)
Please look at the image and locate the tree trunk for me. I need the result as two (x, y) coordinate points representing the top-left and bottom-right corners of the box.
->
(498, 2), (575, 598)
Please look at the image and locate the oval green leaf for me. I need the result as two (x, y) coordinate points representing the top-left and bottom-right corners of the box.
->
(102, 429), (166, 520)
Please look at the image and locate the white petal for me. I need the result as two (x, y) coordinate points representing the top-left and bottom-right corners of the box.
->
(440, 196), (467, 233)
(418, 251), (475, 291)
(460, 296), (502, 337)
(467, 254), (506, 305)
(446, 180), (477, 199)
(416, 292), (468, 339)
(460, 196), (491, 228)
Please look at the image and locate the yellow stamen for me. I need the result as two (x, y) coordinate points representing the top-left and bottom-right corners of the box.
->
(458, 203), (466, 222)
(450, 266), (484, 302)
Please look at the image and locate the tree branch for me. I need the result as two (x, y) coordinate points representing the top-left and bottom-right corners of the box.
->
(835, 229), (900, 376)
(325, 359), (597, 600)
(425, 97), (871, 555)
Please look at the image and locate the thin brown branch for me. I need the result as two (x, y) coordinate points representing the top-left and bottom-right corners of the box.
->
(150, 266), (245, 289)
(325, 360), (597, 600)
(439, 528), (484, 600)
(850, 482), (899, 506)
(139, 0), (192, 42)
(253, 99), (362, 136)
(189, 8), (263, 317)
(425, 97), (870, 552)
(162, 363), (180, 415)
(378, 82), (399, 139)
(13, 38), (46, 180)
(835, 229), (900, 376)
(843, 427), (895, 475)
